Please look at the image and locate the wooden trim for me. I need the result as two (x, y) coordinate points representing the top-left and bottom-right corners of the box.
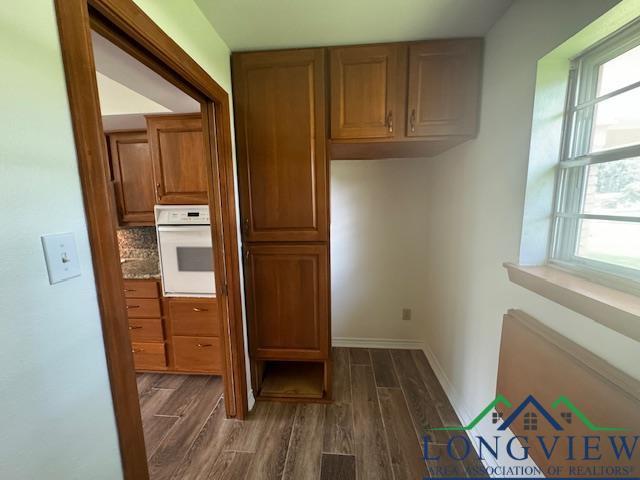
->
(54, 1), (247, 479)
(504, 262), (640, 342)
(498, 309), (640, 474)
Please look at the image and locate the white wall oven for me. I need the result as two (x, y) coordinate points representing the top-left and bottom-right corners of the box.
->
(155, 205), (215, 297)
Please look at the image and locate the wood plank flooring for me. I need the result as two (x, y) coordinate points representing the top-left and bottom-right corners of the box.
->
(138, 348), (488, 479)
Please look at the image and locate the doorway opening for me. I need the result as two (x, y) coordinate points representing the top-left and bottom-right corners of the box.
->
(55, 1), (247, 479)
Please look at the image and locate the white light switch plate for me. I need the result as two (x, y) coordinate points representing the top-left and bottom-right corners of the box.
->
(41, 232), (81, 284)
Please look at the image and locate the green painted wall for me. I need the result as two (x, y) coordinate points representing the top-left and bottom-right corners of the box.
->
(0, 1), (235, 478)
(0, 2), (122, 478)
(133, 0), (232, 92)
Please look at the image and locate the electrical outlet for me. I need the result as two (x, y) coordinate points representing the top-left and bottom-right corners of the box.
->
(402, 308), (412, 321)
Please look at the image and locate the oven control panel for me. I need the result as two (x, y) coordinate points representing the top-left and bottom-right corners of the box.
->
(155, 205), (210, 225)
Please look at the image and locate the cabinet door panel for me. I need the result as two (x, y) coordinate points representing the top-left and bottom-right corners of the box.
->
(172, 336), (222, 373)
(233, 49), (328, 242)
(245, 244), (329, 360)
(330, 45), (401, 139)
(147, 114), (208, 205)
(407, 39), (482, 137)
(108, 131), (155, 225)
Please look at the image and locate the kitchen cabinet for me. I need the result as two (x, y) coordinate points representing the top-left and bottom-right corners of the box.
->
(146, 114), (208, 205)
(330, 44), (403, 140)
(131, 342), (167, 371)
(172, 336), (222, 373)
(244, 244), (329, 361)
(328, 38), (483, 159)
(107, 131), (155, 226)
(232, 48), (332, 401)
(122, 279), (221, 374)
(407, 39), (483, 137)
(232, 49), (328, 243)
(166, 297), (222, 374)
(124, 280), (167, 371)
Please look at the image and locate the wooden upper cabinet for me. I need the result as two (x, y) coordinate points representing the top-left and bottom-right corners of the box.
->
(233, 49), (328, 242)
(407, 39), (483, 137)
(108, 131), (155, 226)
(146, 114), (208, 205)
(330, 44), (403, 139)
(245, 244), (329, 360)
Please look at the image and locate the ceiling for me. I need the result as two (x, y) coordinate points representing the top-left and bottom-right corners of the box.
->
(91, 31), (200, 131)
(195, 0), (513, 51)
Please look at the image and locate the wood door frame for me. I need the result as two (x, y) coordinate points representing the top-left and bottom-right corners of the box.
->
(54, 1), (248, 479)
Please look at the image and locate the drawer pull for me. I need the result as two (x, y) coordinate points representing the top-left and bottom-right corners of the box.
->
(132, 348), (144, 353)
(126, 305), (140, 310)
(192, 307), (208, 312)
(123, 288), (136, 293)
(128, 325), (143, 330)
(196, 343), (213, 348)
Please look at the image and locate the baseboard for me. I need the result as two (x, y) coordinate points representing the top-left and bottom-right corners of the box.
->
(421, 342), (500, 474)
(247, 389), (256, 412)
(422, 342), (541, 478)
(332, 337), (425, 350)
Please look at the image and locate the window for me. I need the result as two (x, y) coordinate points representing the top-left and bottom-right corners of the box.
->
(551, 22), (640, 289)
(523, 412), (538, 431)
(492, 411), (503, 424)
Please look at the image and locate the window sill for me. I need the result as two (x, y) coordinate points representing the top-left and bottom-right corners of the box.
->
(504, 262), (640, 342)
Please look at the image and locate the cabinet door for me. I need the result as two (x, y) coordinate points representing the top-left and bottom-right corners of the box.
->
(147, 114), (208, 205)
(233, 49), (328, 242)
(245, 244), (329, 360)
(108, 131), (155, 225)
(330, 44), (402, 140)
(407, 39), (483, 137)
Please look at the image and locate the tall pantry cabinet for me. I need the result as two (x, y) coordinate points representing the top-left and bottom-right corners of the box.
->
(232, 49), (332, 401)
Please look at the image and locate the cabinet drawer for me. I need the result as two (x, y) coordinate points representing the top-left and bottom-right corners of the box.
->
(172, 336), (221, 373)
(131, 342), (166, 370)
(168, 298), (219, 336)
(126, 298), (161, 318)
(123, 280), (159, 299)
(128, 318), (164, 343)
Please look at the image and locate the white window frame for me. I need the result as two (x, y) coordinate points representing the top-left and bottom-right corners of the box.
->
(549, 20), (640, 294)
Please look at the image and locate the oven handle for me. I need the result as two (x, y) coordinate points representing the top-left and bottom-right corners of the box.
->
(157, 225), (211, 233)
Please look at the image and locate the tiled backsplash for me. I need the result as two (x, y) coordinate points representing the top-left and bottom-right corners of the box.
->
(116, 227), (158, 262)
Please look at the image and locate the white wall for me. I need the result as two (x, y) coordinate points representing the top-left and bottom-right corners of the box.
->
(419, 0), (640, 435)
(0, 1), (241, 478)
(331, 159), (428, 341)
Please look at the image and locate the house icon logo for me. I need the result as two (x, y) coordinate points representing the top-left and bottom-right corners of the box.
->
(424, 394), (636, 477)
(432, 394), (625, 432)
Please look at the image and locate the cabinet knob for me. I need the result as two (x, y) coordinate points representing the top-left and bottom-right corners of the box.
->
(387, 111), (393, 133)
(410, 109), (416, 133)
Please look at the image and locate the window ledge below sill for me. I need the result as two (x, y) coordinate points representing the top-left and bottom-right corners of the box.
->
(504, 262), (640, 343)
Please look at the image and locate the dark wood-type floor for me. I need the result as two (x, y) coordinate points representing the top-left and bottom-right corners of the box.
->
(137, 347), (488, 480)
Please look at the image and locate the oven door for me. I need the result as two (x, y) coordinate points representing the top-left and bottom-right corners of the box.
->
(157, 225), (215, 297)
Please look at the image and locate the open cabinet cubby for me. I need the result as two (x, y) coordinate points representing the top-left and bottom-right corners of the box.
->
(255, 360), (330, 402)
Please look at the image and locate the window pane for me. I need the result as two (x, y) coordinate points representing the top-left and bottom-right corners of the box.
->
(582, 157), (640, 216)
(576, 219), (640, 270)
(590, 86), (640, 153)
(597, 43), (640, 96)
